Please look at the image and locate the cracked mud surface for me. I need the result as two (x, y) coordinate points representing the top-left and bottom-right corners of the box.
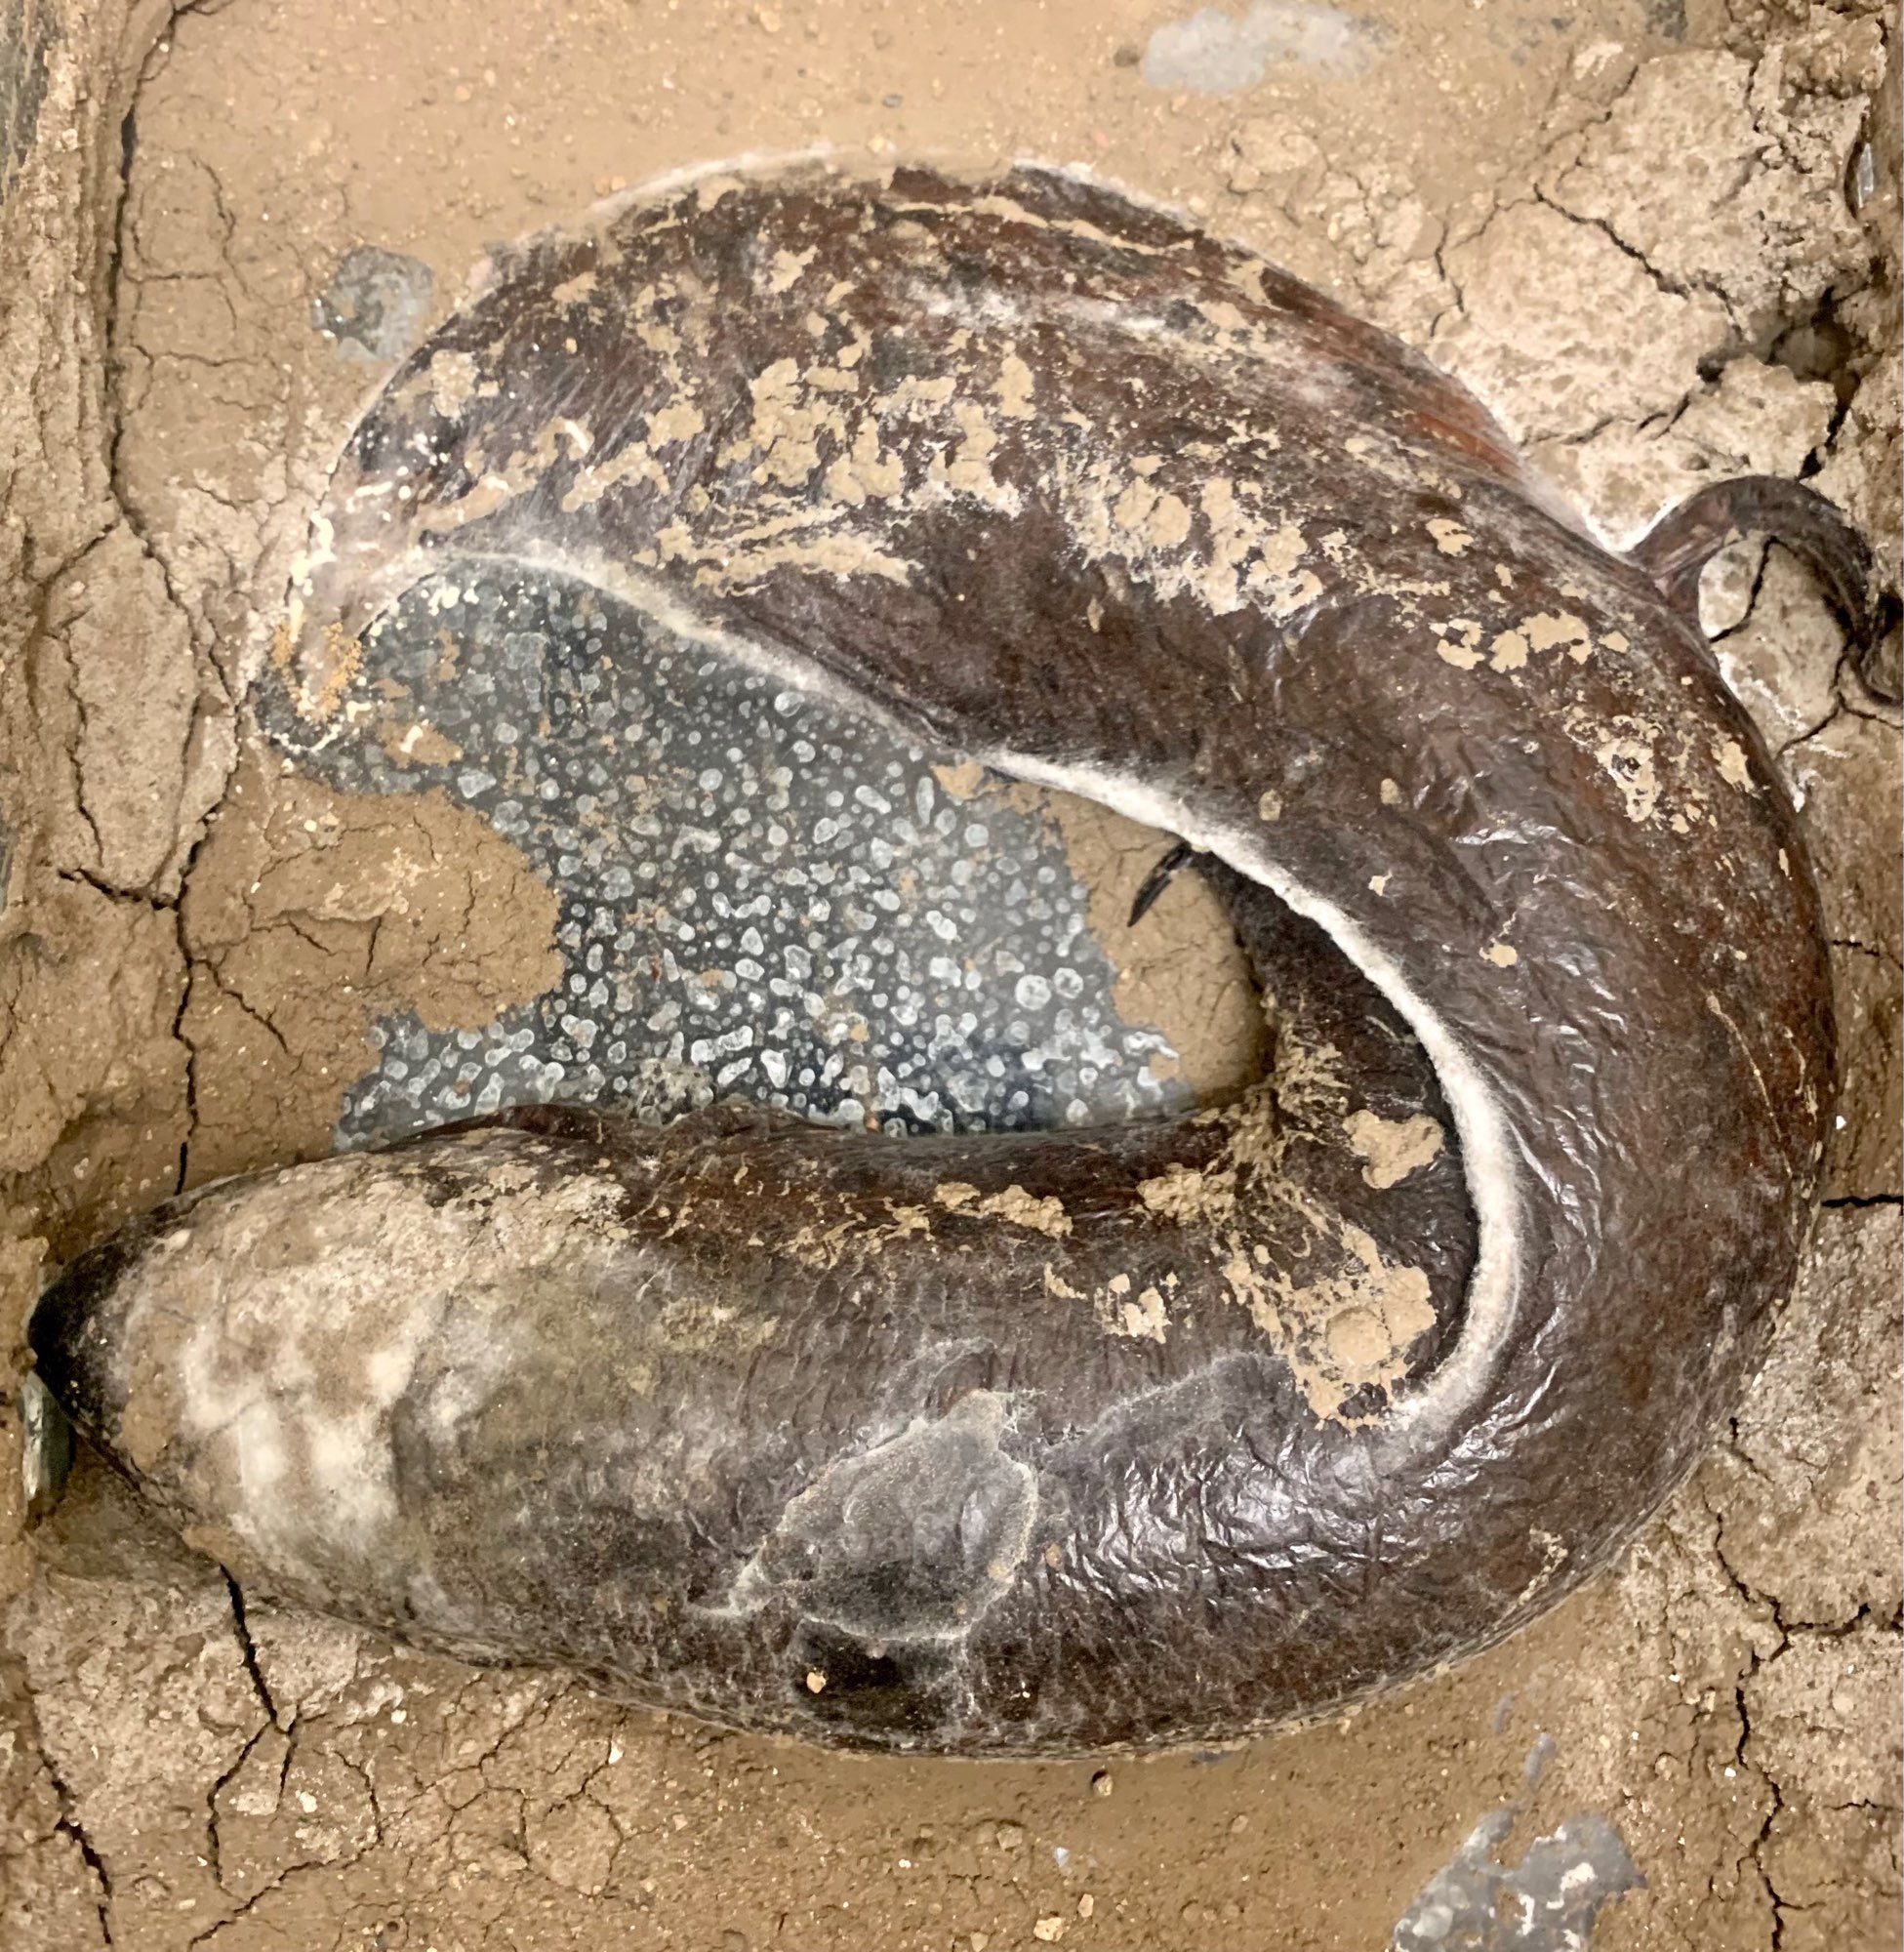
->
(0, 0), (1897, 1946)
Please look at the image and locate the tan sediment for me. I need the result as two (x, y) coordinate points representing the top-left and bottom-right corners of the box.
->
(935, 1180), (1073, 1238)
(1342, 1110), (1444, 1190)
(987, 781), (1265, 1105)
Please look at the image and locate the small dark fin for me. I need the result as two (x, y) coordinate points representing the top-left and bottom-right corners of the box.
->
(1631, 475), (1899, 702)
(1128, 839), (1195, 926)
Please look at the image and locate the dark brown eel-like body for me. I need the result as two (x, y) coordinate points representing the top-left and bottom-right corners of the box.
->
(32, 162), (1858, 1756)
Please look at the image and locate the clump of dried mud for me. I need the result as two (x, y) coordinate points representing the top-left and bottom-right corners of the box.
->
(1, 1), (1897, 1948)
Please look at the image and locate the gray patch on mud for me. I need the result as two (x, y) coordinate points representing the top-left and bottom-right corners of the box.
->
(1140, 0), (1379, 94)
(256, 571), (1189, 1147)
(18, 1372), (73, 1525)
(313, 244), (434, 362)
(0, 0), (56, 198)
(1392, 1808), (1641, 1950)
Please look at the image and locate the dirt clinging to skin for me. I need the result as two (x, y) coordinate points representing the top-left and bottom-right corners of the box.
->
(0, 1), (1897, 1948)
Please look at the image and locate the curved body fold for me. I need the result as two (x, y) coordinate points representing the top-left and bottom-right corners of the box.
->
(34, 163), (1836, 1755)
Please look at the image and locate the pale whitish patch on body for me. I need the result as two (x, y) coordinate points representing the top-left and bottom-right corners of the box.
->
(679, 522), (914, 591)
(117, 1143), (628, 1581)
(711, 1389), (1038, 1640)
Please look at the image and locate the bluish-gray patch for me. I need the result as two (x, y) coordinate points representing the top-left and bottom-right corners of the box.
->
(257, 571), (1191, 1148)
(1140, 0), (1379, 94)
(313, 245), (435, 364)
(0, 0), (57, 200)
(1392, 1807), (1641, 1951)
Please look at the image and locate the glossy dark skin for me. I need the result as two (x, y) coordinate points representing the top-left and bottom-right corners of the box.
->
(32, 164), (1853, 1754)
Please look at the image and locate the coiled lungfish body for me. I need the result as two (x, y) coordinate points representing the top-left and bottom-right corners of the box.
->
(35, 162), (1856, 1755)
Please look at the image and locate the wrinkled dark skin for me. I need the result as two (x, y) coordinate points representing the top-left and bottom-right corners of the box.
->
(33, 164), (1852, 1756)
(1632, 474), (1894, 696)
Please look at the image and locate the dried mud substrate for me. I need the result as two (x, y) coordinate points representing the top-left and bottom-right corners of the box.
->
(0, 1), (1898, 1947)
